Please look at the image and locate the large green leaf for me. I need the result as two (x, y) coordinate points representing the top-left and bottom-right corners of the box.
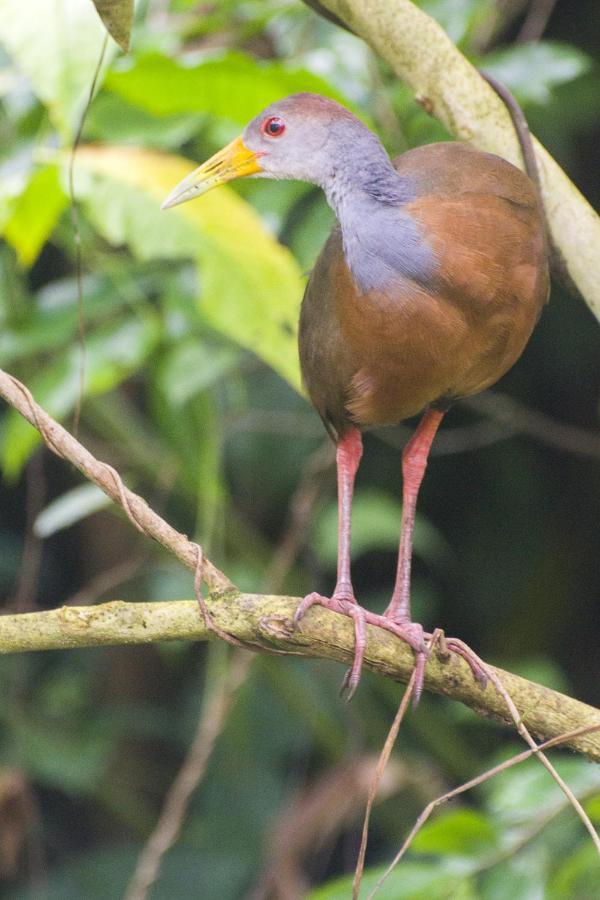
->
(104, 50), (354, 123)
(483, 756), (600, 825)
(411, 808), (497, 856)
(310, 862), (476, 899)
(2, 314), (160, 476)
(84, 94), (200, 149)
(74, 145), (304, 391)
(3, 164), (68, 266)
(0, 0), (113, 138)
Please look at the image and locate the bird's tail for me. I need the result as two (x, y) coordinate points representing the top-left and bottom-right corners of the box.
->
(480, 69), (551, 283)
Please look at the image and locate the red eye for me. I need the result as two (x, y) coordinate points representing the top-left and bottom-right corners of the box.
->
(262, 116), (286, 137)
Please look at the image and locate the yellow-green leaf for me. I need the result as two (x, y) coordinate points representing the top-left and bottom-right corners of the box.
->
(74, 145), (304, 392)
(3, 165), (68, 266)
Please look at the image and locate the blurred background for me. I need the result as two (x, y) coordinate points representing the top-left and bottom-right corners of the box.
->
(0, 0), (599, 896)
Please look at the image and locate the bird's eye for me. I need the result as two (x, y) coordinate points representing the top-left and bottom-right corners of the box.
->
(262, 116), (286, 137)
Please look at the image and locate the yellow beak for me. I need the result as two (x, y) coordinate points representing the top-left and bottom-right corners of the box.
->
(161, 136), (264, 210)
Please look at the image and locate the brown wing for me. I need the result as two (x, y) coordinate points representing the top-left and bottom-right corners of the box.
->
(299, 144), (548, 434)
(403, 189), (548, 399)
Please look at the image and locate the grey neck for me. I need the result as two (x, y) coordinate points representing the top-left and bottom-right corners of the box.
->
(323, 150), (437, 294)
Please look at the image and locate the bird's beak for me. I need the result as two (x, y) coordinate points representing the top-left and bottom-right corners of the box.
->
(161, 136), (264, 210)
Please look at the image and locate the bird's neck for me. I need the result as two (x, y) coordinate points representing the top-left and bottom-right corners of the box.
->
(323, 155), (436, 294)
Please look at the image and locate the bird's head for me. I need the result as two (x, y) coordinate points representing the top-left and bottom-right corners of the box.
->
(161, 93), (368, 209)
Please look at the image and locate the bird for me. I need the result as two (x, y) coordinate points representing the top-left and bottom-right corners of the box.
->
(162, 87), (549, 702)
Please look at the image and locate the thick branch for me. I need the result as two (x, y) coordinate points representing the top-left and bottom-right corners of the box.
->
(1, 369), (599, 761)
(0, 595), (599, 761)
(313, 0), (600, 320)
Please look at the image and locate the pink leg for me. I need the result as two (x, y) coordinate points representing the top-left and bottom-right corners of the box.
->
(385, 408), (445, 623)
(296, 427), (362, 614)
(294, 427), (426, 699)
(332, 427), (363, 600)
(295, 428), (366, 698)
(294, 429), (364, 690)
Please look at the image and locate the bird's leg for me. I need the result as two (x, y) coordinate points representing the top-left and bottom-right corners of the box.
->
(332, 426), (363, 601)
(295, 427), (362, 619)
(294, 428), (369, 697)
(368, 407), (444, 703)
(294, 427), (426, 699)
(385, 407), (445, 623)
(376, 407), (485, 702)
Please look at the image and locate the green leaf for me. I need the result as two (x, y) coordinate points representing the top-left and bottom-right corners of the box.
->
(481, 845), (549, 899)
(34, 483), (111, 538)
(84, 93), (200, 149)
(3, 164), (68, 266)
(418, 0), (494, 47)
(199, 236), (302, 392)
(484, 756), (600, 826)
(549, 841), (600, 899)
(157, 339), (240, 407)
(0, 0), (114, 139)
(105, 50), (354, 123)
(91, 0), (134, 52)
(310, 862), (476, 900)
(584, 791), (600, 824)
(2, 314), (160, 476)
(482, 42), (592, 105)
(74, 144), (304, 392)
(0, 271), (144, 367)
(412, 808), (497, 856)
(313, 488), (448, 568)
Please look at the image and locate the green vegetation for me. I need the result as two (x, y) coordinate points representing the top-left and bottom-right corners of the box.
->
(0, 0), (599, 896)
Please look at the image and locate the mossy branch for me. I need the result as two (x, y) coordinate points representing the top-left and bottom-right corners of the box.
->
(312, 0), (600, 321)
(1, 594), (600, 762)
(1, 374), (599, 761)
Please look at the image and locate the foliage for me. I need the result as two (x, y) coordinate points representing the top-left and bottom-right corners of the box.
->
(0, 0), (599, 896)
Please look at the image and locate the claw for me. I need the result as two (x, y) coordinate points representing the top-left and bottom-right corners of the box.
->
(293, 591), (487, 705)
(445, 638), (489, 688)
(411, 650), (428, 707)
(293, 591), (325, 626)
(339, 604), (368, 700)
(292, 591), (432, 702)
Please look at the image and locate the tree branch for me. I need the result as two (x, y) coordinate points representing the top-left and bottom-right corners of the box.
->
(1, 367), (600, 762)
(311, 0), (600, 321)
(0, 369), (231, 594)
(0, 594), (599, 762)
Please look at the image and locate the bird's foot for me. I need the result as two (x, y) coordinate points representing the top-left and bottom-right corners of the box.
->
(367, 613), (430, 705)
(294, 593), (487, 705)
(293, 592), (428, 701)
(294, 590), (367, 700)
(440, 634), (489, 689)
(377, 617), (489, 704)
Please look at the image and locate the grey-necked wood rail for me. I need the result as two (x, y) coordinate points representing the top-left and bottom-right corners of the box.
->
(163, 87), (549, 701)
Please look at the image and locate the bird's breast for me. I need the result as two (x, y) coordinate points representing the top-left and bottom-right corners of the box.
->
(338, 202), (439, 295)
